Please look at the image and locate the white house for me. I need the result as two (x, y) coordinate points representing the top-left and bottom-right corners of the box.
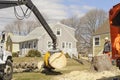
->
(7, 23), (78, 58)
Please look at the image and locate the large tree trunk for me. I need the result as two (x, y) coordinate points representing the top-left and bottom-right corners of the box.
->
(92, 54), (113, 72)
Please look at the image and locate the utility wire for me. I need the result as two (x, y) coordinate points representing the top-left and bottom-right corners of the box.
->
(0, 17), (16, 20)
(14, 1), (34, 20)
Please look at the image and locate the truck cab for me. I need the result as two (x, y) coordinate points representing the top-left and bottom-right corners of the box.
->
(109, 3), (120, 68)
(0, 31), (13, 80)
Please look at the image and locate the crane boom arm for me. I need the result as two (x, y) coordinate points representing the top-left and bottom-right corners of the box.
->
(0, 1), (18, 9)
(0, 0), (57, 49)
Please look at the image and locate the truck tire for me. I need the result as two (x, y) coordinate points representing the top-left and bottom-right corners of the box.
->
(3, 60), (13, 80)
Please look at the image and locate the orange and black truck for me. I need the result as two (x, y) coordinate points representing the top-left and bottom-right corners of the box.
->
(109, 3), (120, 68)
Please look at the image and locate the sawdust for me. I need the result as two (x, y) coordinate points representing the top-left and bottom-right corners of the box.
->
(53, 68), (120, 80)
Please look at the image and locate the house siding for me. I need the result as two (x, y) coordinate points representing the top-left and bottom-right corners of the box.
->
(7, 23), (78, 57)
(37, 23), (78, 57)
(53, 24), (78, 57)
(12, 43), (19, 52)
(93, 33), (110, 56)
(6, 41), (19, 53)
(6, 40), (12, 52)
(38, 34), (52, 54)
(19, 40), (38, 56)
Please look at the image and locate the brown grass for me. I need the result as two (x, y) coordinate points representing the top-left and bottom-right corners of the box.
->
(13, 57), (91, 80)
(13, 57), (43, 63)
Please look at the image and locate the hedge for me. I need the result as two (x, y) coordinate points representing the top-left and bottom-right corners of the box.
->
(26, 50), (41, 57)
(12, 52), (19, 57)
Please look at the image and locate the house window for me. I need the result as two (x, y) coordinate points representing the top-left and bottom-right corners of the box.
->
(28, 43), (32, 48)
(56, 28), (61, 36)
(66, 42), (68, 48)
(62, 42), (72, 49)
(33, 41), (37, 48)
(69, 43), (72, 48)
(25, 42), (27, 48)
(22, 43), (24, 49)
(94, 36), (100, 46)
(62, 42), (65, 48)
(48, 41), (52, 48)
(19, 43), (21, 49)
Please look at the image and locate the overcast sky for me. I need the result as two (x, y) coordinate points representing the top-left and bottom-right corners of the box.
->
(0, 0), (120, 31)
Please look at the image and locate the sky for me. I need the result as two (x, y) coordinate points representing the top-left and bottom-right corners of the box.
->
(0, 0), (120, 30)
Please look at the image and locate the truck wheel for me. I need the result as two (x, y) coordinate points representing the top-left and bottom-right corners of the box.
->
(3, 60), (13, 80)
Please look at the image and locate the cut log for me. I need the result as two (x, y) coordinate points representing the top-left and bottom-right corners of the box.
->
(49, 52), (67, 69)
(92, 54), (113, 72)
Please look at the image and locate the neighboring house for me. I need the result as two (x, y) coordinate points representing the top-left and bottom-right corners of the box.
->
(93, 20), (110, 56)
(6, 35), (25, 53)
(0, 32), (13, 51)
(6, 23), (78, 57)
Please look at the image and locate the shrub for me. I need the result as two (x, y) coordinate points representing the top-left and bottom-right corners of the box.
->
(12, 52), (19, 57)
(65, 53), (71, 58)
(26, 50), (41, 57)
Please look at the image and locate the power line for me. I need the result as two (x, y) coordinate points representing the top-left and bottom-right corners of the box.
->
(0, 20), (14, 23)
(0, 17), (16, 20)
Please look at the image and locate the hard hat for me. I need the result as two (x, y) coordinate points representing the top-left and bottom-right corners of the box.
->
(105, 37), (109, 40)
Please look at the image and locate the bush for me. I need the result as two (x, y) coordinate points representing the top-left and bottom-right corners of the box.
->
(65, 53), (71, 58)
(26, 50), (41, 57)
(12, 52), (19, 57)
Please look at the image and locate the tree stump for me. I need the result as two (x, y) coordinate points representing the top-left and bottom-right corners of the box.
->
(92, 54), (113, 72)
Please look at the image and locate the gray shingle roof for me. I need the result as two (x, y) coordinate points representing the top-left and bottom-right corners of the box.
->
(24, 27), (45, 41)
(11, 36), (25, 43)
(11, 23), (77, 42)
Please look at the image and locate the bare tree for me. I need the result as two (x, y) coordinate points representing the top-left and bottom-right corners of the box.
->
(61, 15), (79, 29)
(5, 20), (24, 35)
(81, 9), (107, 35)
(5, 20), (23, 35)
(5, 20), (39, 35)
(24, 20), (39, 35)
(61, 9), (107, 54)
(5, 24), (15, 34)
(5, 12), (49, 35)
(14, 20), (23, 35)
(78, 9), (107, 52)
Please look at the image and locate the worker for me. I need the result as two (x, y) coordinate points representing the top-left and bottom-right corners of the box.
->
(103, 37), (112, 58)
